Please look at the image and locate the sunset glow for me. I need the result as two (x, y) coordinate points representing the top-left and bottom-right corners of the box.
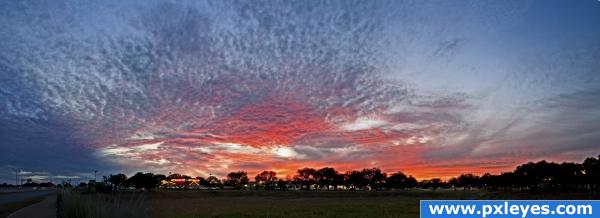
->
(1, 0), (600, 183)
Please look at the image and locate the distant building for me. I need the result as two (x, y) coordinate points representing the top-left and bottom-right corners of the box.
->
(161, 178), (201, 189)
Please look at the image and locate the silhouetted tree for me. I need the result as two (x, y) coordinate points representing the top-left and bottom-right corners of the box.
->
(497, 172), (516, 191)
(78, 182), (87, 188)
(346, 170), (368, 190)
(458, 174), (479, 190)
(386, 171), (408, 190)
(514, 161), (559, 192)
(93, 154), (600, 194)
(430, 178), (442, 190)
(225, 171), (249, 189)
(107, 174), (128, 189)
(448, 177), (459, 190)
(583, 156), (600, 194)
(294, 168), (317, 190)
(406, 176), (418, 189)
(196, 176), (208, 187)
(206, 175), (221, 188)
(255, 171), (278, 190)
(277, 179), (288, 190)
(128, 172), (160, 190)
(315, 167), (339, 190)
(479, 173), (496, 191)
(362, 168), (386, 190)
(555, 162), (583, 192)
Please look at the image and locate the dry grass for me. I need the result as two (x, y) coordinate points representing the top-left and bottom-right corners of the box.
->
(56, 189), (599, 218)
(56, 190), (154, 218)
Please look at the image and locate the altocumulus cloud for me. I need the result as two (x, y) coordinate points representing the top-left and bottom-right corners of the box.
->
(1, 0), (599, 181)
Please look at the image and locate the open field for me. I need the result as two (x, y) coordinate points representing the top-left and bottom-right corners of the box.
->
(57, 189), (599, 218)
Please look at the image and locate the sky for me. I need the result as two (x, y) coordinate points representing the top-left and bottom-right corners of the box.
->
(1, 0), (599, 184)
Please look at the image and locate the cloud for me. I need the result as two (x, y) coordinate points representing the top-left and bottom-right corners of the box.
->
(340, 116), (388, 131)
(272, 147), (304, 160)
(0, 0), (597, 181)
(134, 142), (163, 151)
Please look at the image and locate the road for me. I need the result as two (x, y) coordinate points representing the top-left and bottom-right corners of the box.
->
(7, 194), (57, 218)
(0, 190), (56, 205)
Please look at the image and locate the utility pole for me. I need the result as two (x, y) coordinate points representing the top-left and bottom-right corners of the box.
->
(94, 170), (97, 183)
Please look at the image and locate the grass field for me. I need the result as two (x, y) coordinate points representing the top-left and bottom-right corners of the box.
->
(56, 189), (599, 218)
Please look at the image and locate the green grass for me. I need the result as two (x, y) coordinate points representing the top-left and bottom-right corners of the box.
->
(56, 189), (599, 218)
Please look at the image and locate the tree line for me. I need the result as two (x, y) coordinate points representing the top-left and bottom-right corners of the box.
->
(96, 155), (599, 194)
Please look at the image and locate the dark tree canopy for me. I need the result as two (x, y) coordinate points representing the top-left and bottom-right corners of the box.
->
(89, 155), (599, 194)
(107, 173), (127, 188)
(206, 175), (221, 188)
(386, 171), (408, 190)
(255, 171), (278, 190)
(294, 168), (317, 189)
(225, 171), (249, 188)
(128, 172), (162, 190)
